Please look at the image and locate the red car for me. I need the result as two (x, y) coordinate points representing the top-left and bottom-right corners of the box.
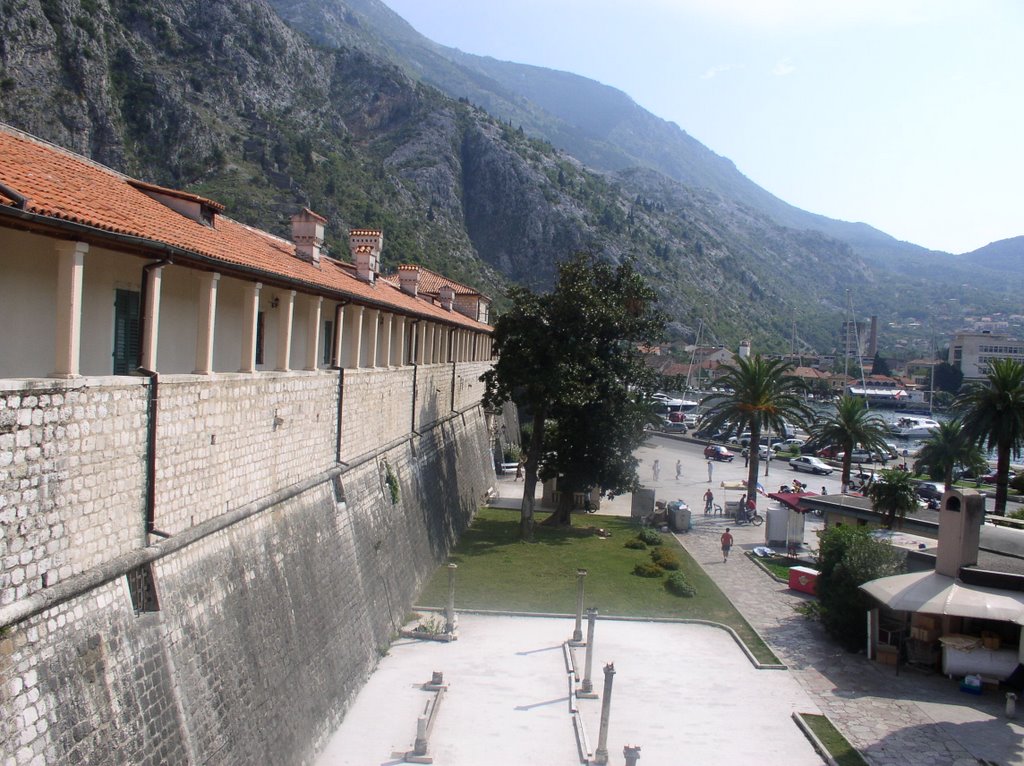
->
(704, 445), (735, 462)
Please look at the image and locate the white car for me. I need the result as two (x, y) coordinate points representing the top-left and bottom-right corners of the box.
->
(789, 456), (833, 475)
(773, 438), (806, 453)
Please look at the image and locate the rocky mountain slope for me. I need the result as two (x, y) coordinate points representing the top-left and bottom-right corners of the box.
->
(0, 0), (1013, 353)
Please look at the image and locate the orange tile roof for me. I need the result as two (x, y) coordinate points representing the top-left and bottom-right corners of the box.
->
(0, 125), (489, 332)
(388, 263), (487, 299)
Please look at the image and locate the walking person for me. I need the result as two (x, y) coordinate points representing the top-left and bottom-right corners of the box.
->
(721, 528), (734, 563)
(706, 458), (714, 483)
(652, 459), (660, 482)
(675, 459), (682, 481)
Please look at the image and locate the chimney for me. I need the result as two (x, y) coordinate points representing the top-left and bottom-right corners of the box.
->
(738, 340), (751, 360)
(439, 285), (454, 311)
(868, 315), (879, 358)
(291, 208), (326, 265)
(398, 265), (420, 298)
(935, 489), (985, 577)
(349, 228), (383, 283)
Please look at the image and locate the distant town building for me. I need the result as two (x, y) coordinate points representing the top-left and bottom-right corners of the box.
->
(949, 330), (1024, 379)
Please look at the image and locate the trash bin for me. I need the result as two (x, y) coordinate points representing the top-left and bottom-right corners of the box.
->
(668, 501), (691, 533)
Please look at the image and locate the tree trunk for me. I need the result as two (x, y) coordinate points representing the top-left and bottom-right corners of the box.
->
(994, 440), (1011, 516)
(520, 409), (546, 540)
(542, 479), (576, 526)
(746, 422), (762, 508)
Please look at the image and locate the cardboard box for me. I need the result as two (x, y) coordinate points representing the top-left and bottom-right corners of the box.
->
(876, 646), (898, 666)
(910, 626), (940, 642)
(912, 614), (939, 631)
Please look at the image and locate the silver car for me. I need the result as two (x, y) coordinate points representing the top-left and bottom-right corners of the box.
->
(789, 456), (833, 475)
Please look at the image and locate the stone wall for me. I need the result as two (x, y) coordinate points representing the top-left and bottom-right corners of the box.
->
(0, 364), (496, 765)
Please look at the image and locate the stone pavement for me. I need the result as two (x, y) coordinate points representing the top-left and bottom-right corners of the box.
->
(677, 512), (1024, 766)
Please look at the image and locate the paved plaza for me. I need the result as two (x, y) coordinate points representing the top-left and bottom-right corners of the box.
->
(316, 435), (1024, 765)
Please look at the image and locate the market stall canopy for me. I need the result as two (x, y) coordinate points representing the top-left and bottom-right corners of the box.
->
(767, 492), (816, 513)
(860, 570), (1024, 625)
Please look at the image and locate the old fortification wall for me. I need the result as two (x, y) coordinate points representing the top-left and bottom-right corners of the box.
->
(0, 361), (495, 765)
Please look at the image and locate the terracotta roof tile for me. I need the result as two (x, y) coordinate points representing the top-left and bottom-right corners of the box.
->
(0, 125), (489, 331)
(387, 263), (487, 299)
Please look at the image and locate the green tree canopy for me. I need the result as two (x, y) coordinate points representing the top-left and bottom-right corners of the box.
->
(871, 352), (891, 376)
(866, 468), (919, 529)
(816, 526), (905, 649)
(808, 395), (891, 489)
(933, 362), (964, 395)
(954, 358), (1024, 515)
(482, 253), (665, 537)
(913, 418), (986, 489)
(698, 355), (813, 506)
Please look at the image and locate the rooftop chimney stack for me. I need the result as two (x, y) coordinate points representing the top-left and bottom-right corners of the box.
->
(439, 285), (455, 311)
(349, 228), (383, 283)
(738, 339), (751, 360)
(291, 208), (326, 266)
(398, 265), (421, 298)
(935, 489), (985, 577)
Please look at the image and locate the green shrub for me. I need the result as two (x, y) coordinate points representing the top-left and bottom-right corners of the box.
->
(633, 562), (663, 578)
(1008, 507), (1024, 521)
(637, 527), (662, 546)
(623, 538), (647, 550)
(1011, 474), (1024, 494)
(664, 572), (696, 597)
(650, 546), (680, 570)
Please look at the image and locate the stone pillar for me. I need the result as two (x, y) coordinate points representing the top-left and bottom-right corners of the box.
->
(571, 569), (588, 644)
(140, 264), (165, 371)
(332, 304), (345, 368)
(366, 309), (380, 368)
(594, 663), (616, 765)
(444, 563), (458, 634)
(194, 272), (220, 374)
(275, 290), (296, 371)
(52, 241), (87, 378)
(417, 320), (427, 364)
(623, 745), (641, 765)
(396, 316), (407, 366)
(580, 608), (598, 697)
(239, 281), (262, 372)
(305, 295), (322, 371)
(380, 312), (393, 367)
(346, 305), (364, 369)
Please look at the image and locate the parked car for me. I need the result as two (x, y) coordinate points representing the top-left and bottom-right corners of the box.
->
(727, 432), (753, 448)
(773, 438), (806, 453)
(741, 444), (770, 460)
(789, 456), (833, 475)
(915, 481), (944, 501)
(817, 445), (842, 459)
(704, 445), (735, 462)
(836, 449), (877, 464)
(978, 469), (1016, 485)
(660, 421), (688, 434)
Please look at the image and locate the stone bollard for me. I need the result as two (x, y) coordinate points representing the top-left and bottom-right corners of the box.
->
(593, 663), (616, 764)
(413, 715), (428, 756)
(580, 608), (598, 697)
(444, 563), (458, 634)
(623, 745), (641, 765)
(571, 569), (588, 644)
(1007, 692), (1018, 719)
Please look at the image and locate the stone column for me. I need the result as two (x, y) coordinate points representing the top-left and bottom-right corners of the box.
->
(623, 745), (641, 765)
(396, 316), (407, 366)
(194, 271), (220, 374)
(140, 264), (165, 371)
(594, 663), (616, 765)
(417, 320), (428, 364)
(580, 608), (598, 697)
(305, 295), (322, 371)
(365, 308), (380, 368)
(239, 281), (262, 372)
(571, 569), (588, 644)
(275, 290), (296, 371)
(52, 241), (87, 378)
(444, 563), (458, 634)
(332, 304), (345, 368)
(380, 312), (393, 367)
(345, 305), (364, 368)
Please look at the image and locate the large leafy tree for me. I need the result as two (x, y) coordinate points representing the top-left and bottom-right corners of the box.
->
(482, 253), (665, 538)
(866, 468), (919, 529)
(913, 418), (986, 489)
(699, 356), (813, 508)
(954, 358), (1024, 515)
(933, 361), (964, 395)
(808, 395), (891, 490)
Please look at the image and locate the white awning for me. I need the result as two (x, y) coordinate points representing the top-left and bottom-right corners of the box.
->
(860, 570), (1024, 625)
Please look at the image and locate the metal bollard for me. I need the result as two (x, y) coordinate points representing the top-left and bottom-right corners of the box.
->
(580, 608), (598, 696)
(571, 569), (588, 643)
(1007, 692), (1017, 719)
(593, 663), (616, 764)
(444, 563), (458, 633)
(623, 745), (641, 765)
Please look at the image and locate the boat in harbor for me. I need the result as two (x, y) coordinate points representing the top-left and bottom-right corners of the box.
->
(890, 415), (941, 438)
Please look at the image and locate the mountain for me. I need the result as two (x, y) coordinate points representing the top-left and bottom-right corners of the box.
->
(0, 0), (1014, 354)
(962, 237), (1024, 275)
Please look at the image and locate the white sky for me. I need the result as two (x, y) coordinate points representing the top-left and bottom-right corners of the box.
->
(381, 0), (1023, 255)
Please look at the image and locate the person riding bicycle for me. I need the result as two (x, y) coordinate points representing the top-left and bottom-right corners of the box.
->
(703, 488), (714, 515)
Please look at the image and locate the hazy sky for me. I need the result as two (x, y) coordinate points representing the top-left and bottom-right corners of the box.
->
(381, 0), (1022, 255)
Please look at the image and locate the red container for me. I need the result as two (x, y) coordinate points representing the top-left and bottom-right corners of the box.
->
(788, 566), (819, 595)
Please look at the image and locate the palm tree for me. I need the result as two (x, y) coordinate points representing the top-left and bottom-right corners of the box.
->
(700, 355), (813, 508)
(955, 358), (1024, 515)
(809, 395), (891, 490)
(913, 418), (986, 490)
(867, 468), (919, 529)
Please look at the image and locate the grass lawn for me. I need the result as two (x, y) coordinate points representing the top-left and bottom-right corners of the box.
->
(751, 554), (805, 580)
(417, 507), (778, 664)
(800, 713), (868, 766)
